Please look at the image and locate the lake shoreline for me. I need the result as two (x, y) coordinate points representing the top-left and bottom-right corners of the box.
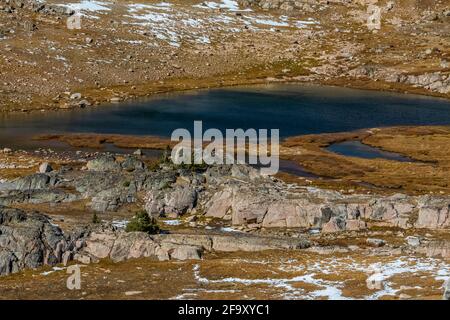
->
(2, 124), (450, 196)
(3, 76), (450, 116)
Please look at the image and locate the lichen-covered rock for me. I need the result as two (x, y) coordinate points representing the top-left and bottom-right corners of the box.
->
(76, 229), (203, 263)
(415, 240), (450, 259)
(321, 216), (346, 233)
(145, 186), (197, 217)
(13, 173), (57, 191)
(89, 187), (136, 212)
(121, 156), (145, 172)
(205, 189), (233, 218)
(415, 197), (450, 229)
(86, 155), (121, 172)
(231, 190), (269, 225)
(444, 279), (450, 300)
(0, 189), (78, 206)
(75, 228), (310, 264)
(365, 194), (415, 229)
(198, 168), (450, 233)
(345, 219), (367, 231)
(38, 162), (53, 173)
(0, 207), (68, 276)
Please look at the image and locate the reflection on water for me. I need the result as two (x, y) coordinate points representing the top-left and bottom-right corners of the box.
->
(327, 141), (415, 162)
(2, 84), (450, 151)
(278, 159), (320, 178)
(2, 84), (450, 177)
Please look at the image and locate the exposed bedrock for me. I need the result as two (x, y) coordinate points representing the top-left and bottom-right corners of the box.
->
(1, 155), (450, 276)
(145, 164), (450, 232)
(0, 155), (176, 212)
(0, 207), (70, 276)
(73, 228), (310, 265)
(1, 155), (449, 232)
(0, 205), (310, 276)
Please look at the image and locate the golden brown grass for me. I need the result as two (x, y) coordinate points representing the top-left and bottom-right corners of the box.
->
(280, 126), (450, 195)
(0, 250), (446, 300)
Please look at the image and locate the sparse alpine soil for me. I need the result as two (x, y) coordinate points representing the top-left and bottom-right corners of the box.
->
(0, 0), (450, 113)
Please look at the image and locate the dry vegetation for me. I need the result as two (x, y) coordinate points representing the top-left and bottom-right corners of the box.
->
(12, 125), (450, 196)
(1, 0), (450, 113)
(280, 126), (450, 195)
(0, 250), (446, 300)
(33, 133), (174, 150)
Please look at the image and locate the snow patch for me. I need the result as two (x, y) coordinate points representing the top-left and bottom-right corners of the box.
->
(194, 0), (251, 12)
(40, 266), (65, 276)
(112, 220), (129, 229)
(59, 0), (111, 18)
(163, 219), (182, 226)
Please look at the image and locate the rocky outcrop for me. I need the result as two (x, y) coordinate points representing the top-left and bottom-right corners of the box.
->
(2, 156), (450, 232)
(414, 240), (450, 259)
(2, 156), (450, 277)
(0, 207), (69, 276)
(444, 279), (450, 300)
(0, 0), (74, 17)
(89, 187), (136, 212)
(145, 164), (450, 233)
(200, 173), (378, 231)
(74, 230), (195, 263)
(351, 66), (450, 95)
(13, 173), (58, 191)
(0, 189), (78, 206)
(121, 156), (146, 172)
(158, 233), (309, 252)
(38, 162), (53, 173)
(86, 155), (121, 172)
(73, 228), (310, 264)
(238, 0), (318, 12)
(415, 196), (450, 229)
(145, 186), (197, 218)
(0, 156), (176, 212)
(0, 201), (310, 275)
(401, 72), (450, 94)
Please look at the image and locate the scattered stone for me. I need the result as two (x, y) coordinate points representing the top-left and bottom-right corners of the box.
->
(38, 162), (53, 173)
(23, 20), (36, 32)
(321, 217), (345, 233)
(86, 155), (121, 172)
(121, 156), (145, 172)
(406, 236), (421, 247)
(70, 93), (81, 100)
(185, 215), (198, 223)
(77, 99), (91, 108)
(366, 238), (386, 247)
(0, 207), (68, 276)
(444, 280), (450, 300)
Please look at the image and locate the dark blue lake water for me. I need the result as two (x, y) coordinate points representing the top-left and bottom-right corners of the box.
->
(327, 141), (415, 162)
(1, 84), (450, 150)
